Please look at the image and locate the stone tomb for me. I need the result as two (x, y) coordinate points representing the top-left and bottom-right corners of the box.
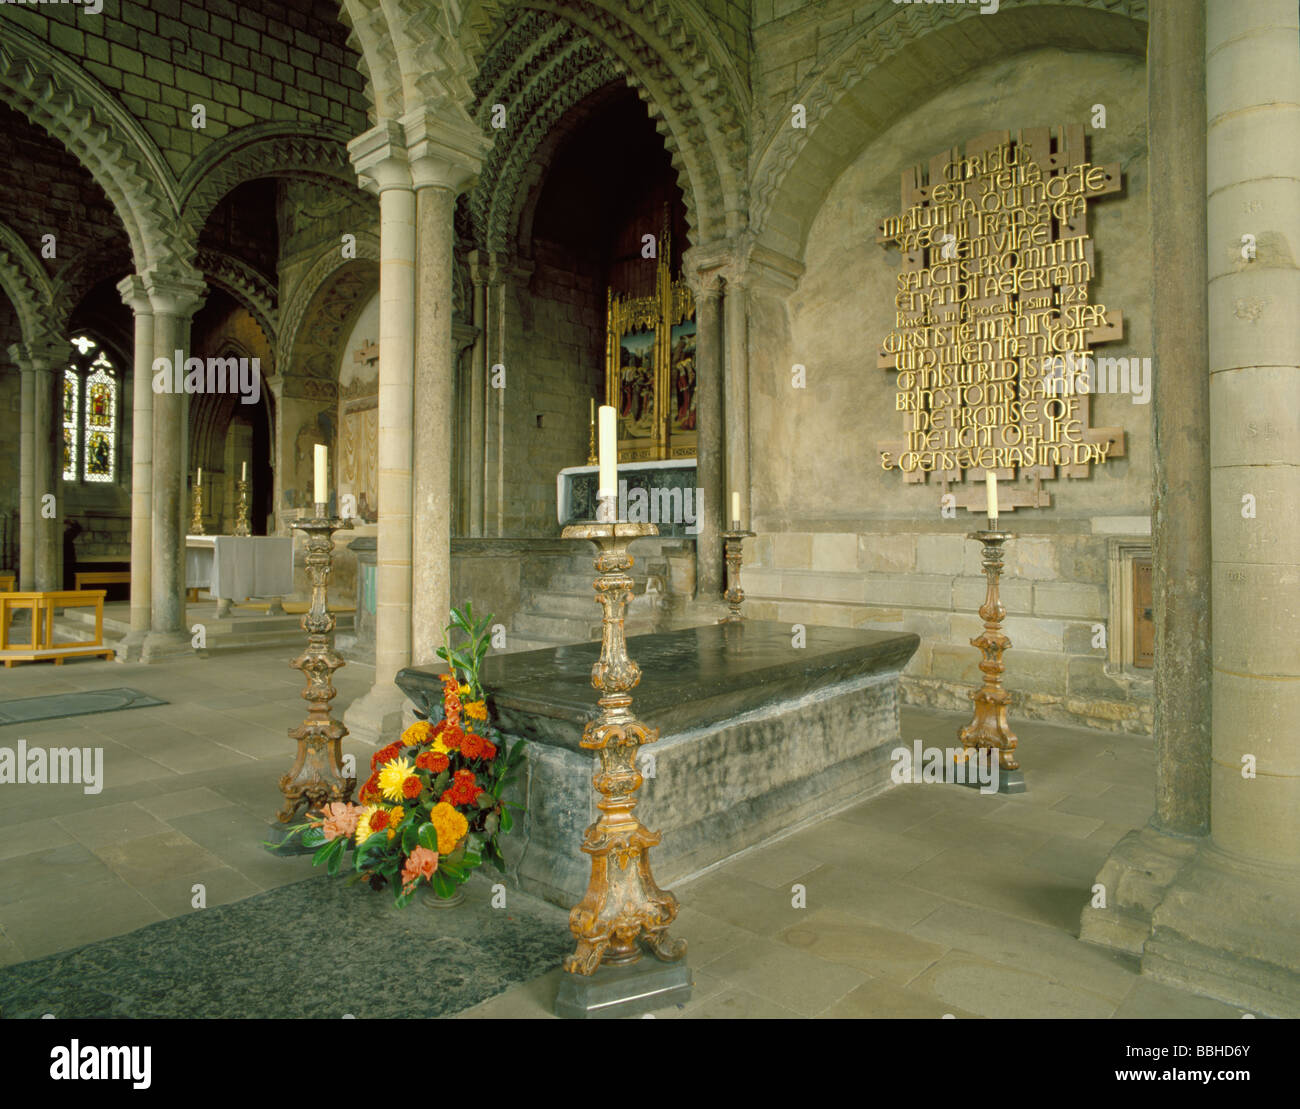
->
(398, 621), (919, 908)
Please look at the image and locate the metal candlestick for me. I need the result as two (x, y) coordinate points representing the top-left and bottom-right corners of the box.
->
(558, 515), (685, 974)
(277, 504), (356, 823)
(586, 418), (598, 466)
(234, 478), (251, 536)
(959, 528), (1024, 791)
(720, 529), (755, 623)
(189, 482), (205, 535)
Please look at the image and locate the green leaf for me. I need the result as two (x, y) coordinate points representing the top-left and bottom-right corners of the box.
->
(483, 812), (499, 836)
(417, 822), (437, 851)
(431, 770), (450, 795)
(500, 808), (513, 833)
(475, 792), (495, 810)
(401, 823), (417, 855)
(432, 870), (456, 898)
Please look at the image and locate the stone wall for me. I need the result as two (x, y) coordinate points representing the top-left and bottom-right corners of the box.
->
(745, 48), (1154, 734)
(5, 0), (369, 174)
(499, 241), (604, 536)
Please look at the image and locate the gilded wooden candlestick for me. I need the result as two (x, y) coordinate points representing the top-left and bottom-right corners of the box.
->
(720, 529), (755, 623)
(189, 482), (205, 535)
(234, 478), (251, 536)
(559, 513), (685, 975)
(959, 529), (1019, 773)
(278, 505), (355, 823)
(586, 419), (598, 466)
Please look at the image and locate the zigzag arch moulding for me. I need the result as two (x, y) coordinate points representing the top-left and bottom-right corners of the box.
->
(469, 11), (623, 254)
(464, 0), (748, 246)
(748, 0), (1148, 266)
(278, 232), (381, 374)
(0, 20), (181, 274)
(178, 122), (366, 260)
(0, 220), (56, 350)
(196, 247), (280, 364)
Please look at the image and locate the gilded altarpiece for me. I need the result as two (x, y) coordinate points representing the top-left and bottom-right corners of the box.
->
(876, 125), (1127, 512)
(604, 228), (697, 463)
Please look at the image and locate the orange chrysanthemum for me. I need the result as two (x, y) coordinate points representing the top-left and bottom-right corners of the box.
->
(441, 769), (483, 807)
(415, 750), (450, 774)
(369, 809), (391, 831)
(401, 775), (423, 799)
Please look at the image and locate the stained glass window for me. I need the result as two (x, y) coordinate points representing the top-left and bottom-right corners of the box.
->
(62, 368), (78, 481)
(84, 352), (115, 482)
(63, 336), (117, 484)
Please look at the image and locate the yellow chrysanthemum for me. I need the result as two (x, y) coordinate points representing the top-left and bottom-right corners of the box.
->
(429, 732), (450, 756)
(458, 684), (471, 698)
(354, 805), (379, 844)
(390, 805), (405, 824)
(463, 700), (488, 721)
(430, 801), (469, 855)
(401, 720), (432, 746)
(378, 756), (416, 802)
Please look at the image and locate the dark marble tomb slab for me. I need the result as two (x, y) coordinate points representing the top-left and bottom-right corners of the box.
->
(397, 621), (920, 908)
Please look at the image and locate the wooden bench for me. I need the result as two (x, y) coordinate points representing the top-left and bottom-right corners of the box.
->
(0, 590), (114, 667)
(75, 570), (131, 591)
(0, 571), (13, 592)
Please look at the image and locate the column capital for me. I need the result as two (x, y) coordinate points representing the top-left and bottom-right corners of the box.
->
(142, 266), (206, 319)
(349, 119), (414, 194)
(402, 106), (489, 193)
(9, 336), (71, 371)
(684, 234), (804, 294)
(486, 250), (532, 285)
(117, 274), (154, 316)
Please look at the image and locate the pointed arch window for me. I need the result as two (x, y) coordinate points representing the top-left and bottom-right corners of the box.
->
(62, 336), (118, 484)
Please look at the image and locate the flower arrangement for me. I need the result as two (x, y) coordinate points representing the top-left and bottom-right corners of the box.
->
(278, 604), (525, 906)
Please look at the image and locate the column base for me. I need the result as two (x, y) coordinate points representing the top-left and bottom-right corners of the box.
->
(1081, 825), (1300, 1016)
(554, 958), (692, 1019)
(140, 630), (200, 663)
(114, 629), (148, 663)
(341, 681), (409, 747)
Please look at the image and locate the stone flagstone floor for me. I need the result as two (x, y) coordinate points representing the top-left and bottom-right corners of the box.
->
(0, 645), (1247, 1018)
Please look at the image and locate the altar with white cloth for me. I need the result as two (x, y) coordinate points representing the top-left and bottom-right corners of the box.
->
(185, 535), (294, 609)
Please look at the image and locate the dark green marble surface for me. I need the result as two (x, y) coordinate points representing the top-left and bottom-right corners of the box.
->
(0, 874), (571, 1019)
(399, 620), (920, 750)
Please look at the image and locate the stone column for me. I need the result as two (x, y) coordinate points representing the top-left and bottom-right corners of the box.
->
(468, 252), (488, 538)
(346, 124), (416, 742)
(31, 349), (62, 591)
(693, 275), (725, 598)
(117, 276), (155, 659)
(1083, 0), (1300, 1017)
(142, 269), (205, 661)
(723, 276), (751, 528)
(1147, 1), (1213, 836)
(12, 345), (35, 591)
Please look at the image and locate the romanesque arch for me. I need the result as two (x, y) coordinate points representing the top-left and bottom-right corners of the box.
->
(0, 219), (56, 348)
(196, 247), (279, 365)
(0, 20), (180, 273)
(749, 0), (1149, 266)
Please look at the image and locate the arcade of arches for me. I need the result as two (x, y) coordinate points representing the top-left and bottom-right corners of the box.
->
(0, 0), (1296, 1018)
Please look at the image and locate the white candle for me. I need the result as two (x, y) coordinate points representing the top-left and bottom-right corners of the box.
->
(597, 406), (616, 497)
(731, 491), (741, 527)
(985, 470), (998, 522)
(241, 460), (247, 482)
(196, 467), (202, 488)
(314, 444), (328, 507)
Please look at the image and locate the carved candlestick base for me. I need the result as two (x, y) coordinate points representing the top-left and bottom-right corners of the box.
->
(586, 420), (597, 467)
(959, 530), (1022, 784)
(189, 484), (205, 535)
(559, 518), (686, 975)
(720, 530), (755, 623)
(234, 478), (251, 536)
(277, 505), (356, 823)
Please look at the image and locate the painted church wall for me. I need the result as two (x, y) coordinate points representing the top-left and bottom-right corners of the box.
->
(746, 48), (1154, 734)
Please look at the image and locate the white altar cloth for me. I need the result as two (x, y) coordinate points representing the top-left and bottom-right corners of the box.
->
(184, 536), (293, 600)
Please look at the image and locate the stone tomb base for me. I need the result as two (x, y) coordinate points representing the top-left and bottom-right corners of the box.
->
(399, 621), (919, 909)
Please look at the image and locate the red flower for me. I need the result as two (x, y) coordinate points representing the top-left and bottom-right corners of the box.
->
(441, 725), (464, 751)
(416, 751), (450, 774)
(441, 769), (483, 807)
(482, 740), (497, 761)
(369, 809), (391, 831)
(371, 742), (402, 771)
(359, 774), (381, 803)
(401, 775), (423, 799)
